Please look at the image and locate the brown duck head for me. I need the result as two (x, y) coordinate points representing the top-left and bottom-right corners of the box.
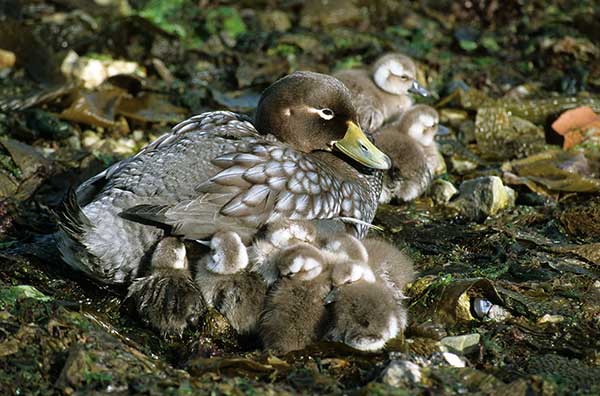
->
(255, 71), (391, 170)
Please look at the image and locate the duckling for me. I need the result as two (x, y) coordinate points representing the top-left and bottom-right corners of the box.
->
(259, 233), (377, 354)
(325, 238), (415, 352)
(194, 231), (267, 334)
(258, 242), (332, 354)
(334, 53), (429, 132)
(125, 237), (205, 336)
(249, 219), (320, 285)
(56, 71), (391, 335)
(374, 104), (447, 203)
(194, 220), (323, 335)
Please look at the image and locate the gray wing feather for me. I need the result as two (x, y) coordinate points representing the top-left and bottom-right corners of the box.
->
(122, 144), (354, 242)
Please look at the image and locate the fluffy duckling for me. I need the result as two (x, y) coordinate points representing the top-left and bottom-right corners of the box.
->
(374, 104), (447, 203)
(125, 237), (204, 336)
(259, 233), (377, 354)
(194, 231), (267, 334)
(334, 53), (429, 132)
(250, 220), (320, 286)
(259, 242), (333, 354)
(194, 220), (322, 335)
(325, 237), (414, 352)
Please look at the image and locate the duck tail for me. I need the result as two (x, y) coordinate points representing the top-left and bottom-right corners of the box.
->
(54, 188), (101, 277)
(54, 187), (91, 240)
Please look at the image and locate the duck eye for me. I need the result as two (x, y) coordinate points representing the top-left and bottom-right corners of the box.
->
(400, 75), (409, 81)
(318, 108), (335, 120)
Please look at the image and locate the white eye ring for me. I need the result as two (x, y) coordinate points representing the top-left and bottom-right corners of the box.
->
(317, 108), (334, 120)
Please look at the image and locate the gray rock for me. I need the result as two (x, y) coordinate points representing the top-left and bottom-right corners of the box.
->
(442, 352), (467, 367)
(431, 179), (458, 205)
(450, 157), (478, 174)
(451, 176), (515, 221)
(440, 333), (481, 355)
(381, 360), (422, 386)
(475, 107), (545, 161)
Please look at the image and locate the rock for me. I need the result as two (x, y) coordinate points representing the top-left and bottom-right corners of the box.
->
(475, 107), (546, 161)
(381, 360), (422, 386)
(442, 352), (466, 367)
(439, 108), (468, 128)
(81, 130), (101, 150)
(537, 314), (565, 324)
(431, 179), (458, 205)
(432, 150), (447, 175)
(450, 156), (478, 174)
(451, 176), (515, 221)
(472, 298), (512, 321)
(0, 48), (16, 69)
(440, 333), (481, 355)
(61, 50), (144, 89)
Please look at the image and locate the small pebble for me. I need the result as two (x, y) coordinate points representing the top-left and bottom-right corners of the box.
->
(440, 333), (480, 355)
(381, 360), (422, 386)
(537, 314), (565, 324)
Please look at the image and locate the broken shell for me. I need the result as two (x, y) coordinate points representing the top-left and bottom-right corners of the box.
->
(472, 298), (493, 318)
(472, 297), (512, 321)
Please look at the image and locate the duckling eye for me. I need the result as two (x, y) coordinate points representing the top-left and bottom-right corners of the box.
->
(399, 75), (410, 81)
(318, 108), (335, 120)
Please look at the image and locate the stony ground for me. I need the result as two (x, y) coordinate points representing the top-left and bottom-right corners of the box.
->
(1, 1), (599, 394)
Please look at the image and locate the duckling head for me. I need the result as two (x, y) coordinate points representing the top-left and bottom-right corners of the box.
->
(398, 104), (441, 148)
(321, 233), (369, 264)
(206, 231), (249, 274)
(255, 71), (391, 170)
(327, 282), (403, 352)
(371, 53), (429, 97)
(276, 242), (324, 280)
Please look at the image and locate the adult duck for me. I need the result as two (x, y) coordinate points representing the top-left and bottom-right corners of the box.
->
(56, 72), (390, 318)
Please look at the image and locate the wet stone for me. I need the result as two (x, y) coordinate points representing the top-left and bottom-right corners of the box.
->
(451, 176), (515, 221)
(380, 360), (422, 386)
(440, 333), (480, 355)
(475, 107), (546, 160)
(450, 156), (478, 174)
(431, 179), (458, 205)
(442, 352), (466, 367)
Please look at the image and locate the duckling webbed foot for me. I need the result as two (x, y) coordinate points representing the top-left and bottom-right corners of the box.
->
(125, 236), (205, 336)
(358, 106), (384, 134)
